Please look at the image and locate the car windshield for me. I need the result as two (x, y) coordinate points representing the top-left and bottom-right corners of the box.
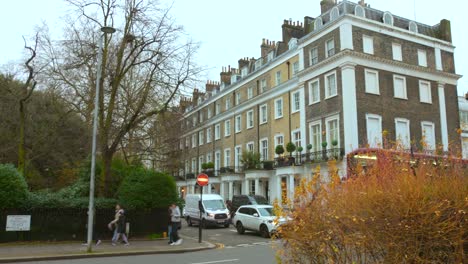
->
(257, 207), (274, 216)
(203, 200), (226, 210)
(253, 196), (270, 205)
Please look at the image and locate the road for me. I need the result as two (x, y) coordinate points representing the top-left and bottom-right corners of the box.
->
(14, 221), (279, 264)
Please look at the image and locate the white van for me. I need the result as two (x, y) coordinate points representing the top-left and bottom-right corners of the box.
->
(184, 194), (230, 228)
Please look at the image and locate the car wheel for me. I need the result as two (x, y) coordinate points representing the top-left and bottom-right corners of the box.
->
(236, 222), (245, 234)
(187, 217), (193, 227)
(260, 224), (270, 238)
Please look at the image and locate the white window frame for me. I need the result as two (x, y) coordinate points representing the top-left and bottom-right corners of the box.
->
(214, 151), (221, 172)
(260, 104), (268, 124)
(246, 110), (254, 129)
(247, 86), (253, 99)
(225, 95), (231, 110)
(224, 148), (231, 167)
(274, 98), (283, 119)
(206, 127), (212, 143)
(246, 141), (254, 152)
(292, 129), (302, 149)
(207, 107), (212, 119)
(199, 130), (204, 146)
(235, 92), (241, 105)
(224, 119), (231, 137)
(419, 80), (432, 104)
(365, 69), (380, 95)
(309, 120), (322, 152)
(395, 118), (411, 149)
(185, 137), (189, 148)
(234, 145), (242, 170)
(366, 113), (383, 148)
(214, 123), (221, 140)
(291, 91), (300, 113)
(325, 39), (335, 58)
(393, 75), (407, 99)
(260, 79), (267, 93)
(215, 102), (220, 115)
(421, 121), (436, 150)
(324, 71), (337, 99)
(275, 71), (281, 86)
(191, 158), (196, 173)
(309, 47), (318, 66)
(206, 152), (212, 163)
(392, 43), (402, 61)
(235, 115), (242, 133)
(383, 12), (394, 26)
(325, 115), (340, 149)
(241, 67), (248, 77)
(198, 156), (204, 173)
(292, 61), (299, 76)
(308, 78), (320, 105)
(363, 35), (374, 55)
(274, 134), (284, 158)
(417, 49), (427, 67)
(192, 134), (197, 148)
(199, 112), (204, 123)
(260, 138), (269, 161)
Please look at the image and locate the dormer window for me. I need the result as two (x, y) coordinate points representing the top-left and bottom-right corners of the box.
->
(409, 21), (418, 33)
(254, 59), (262, 70)
(241, 67), (249, 77)
(267, 51), (274, 62)
(383, 12), (394, 26)
(314, 17), (323, 30)
(330, 7), (339, 21)
(355, 5), (365, 18)
(288, 38), (298, 50)
(231, 74), (240, 84)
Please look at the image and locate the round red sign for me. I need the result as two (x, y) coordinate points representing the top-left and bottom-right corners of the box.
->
(196, 173), (209, 186)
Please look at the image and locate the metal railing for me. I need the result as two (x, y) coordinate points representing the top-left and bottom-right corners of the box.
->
(275, 148), (345, 168)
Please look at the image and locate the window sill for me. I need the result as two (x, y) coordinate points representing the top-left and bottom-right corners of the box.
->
(274, 116), (283, 120)
(324, 94), (338, 100)
(394, 96), (408, 100)
(420, 101), (433, 105)
(309, 100), (320, 106)
(365, 91), (380, 96)
(291, 109), (300, 114)
(260, 121), (268, 125)
(247, 126), (254, 130)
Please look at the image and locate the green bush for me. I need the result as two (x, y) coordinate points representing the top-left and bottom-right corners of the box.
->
(275, 145), (285, 156)
(118, 168), (177, 209)
(241, 151), (261, 169)
(0, 164), (28, 209)
(286, 142), (296, 155)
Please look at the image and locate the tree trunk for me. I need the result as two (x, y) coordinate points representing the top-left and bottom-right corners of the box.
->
(101, 150), (114, 197)
(18, 101), (26, 175)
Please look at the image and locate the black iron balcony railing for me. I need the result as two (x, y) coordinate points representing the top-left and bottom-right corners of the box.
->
(275, 148), (345, 168)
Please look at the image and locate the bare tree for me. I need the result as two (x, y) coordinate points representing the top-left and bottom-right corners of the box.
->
(40, 0), (201, 196)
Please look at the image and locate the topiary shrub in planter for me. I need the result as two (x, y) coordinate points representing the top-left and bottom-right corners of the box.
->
(275, 145), (285, 156)
(0, 164), (28, 209)
(286, 142), (296, 157)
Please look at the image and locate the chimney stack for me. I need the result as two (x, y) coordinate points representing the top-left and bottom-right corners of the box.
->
(320, 0), (336, 14)
(282, 18), (305, 44)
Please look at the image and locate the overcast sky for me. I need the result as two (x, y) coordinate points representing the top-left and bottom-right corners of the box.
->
(1, 0), (466, 95)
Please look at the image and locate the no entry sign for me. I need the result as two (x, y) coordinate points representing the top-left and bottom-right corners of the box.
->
(196, 173), (209, 186)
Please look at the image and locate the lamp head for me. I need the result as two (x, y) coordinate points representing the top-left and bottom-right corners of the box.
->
(101, 26), (116, 34)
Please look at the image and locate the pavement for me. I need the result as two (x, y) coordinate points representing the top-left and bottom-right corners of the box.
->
(0, 236), (216, 263)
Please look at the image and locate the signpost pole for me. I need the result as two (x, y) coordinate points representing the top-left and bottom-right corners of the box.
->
(199, 184), (203, 243)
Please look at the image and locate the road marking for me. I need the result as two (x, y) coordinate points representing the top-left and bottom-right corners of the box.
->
(191, 259), (239, 264)
(236, 244), (252, 247)
(252, 242), (269, 245)
(229, 229), (237, 232)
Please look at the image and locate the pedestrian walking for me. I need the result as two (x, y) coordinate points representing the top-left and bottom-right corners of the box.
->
(170, 203), (183, 245)
(167, 205), (173, 244)
(108, 204), (130, 246)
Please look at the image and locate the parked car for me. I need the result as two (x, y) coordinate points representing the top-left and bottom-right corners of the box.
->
(184, 194), (230, 228)
(230, 195), (269, 215)
(232, 205), (286, 238)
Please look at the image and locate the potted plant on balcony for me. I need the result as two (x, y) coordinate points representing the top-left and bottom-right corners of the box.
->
(321, 141), (328, 160)
(331, 139), (339, 159)
(297, 146), (304, 163)
(306, 144), (313, 162)
(275, 145), (285, 166)
(286, 142), (296, 165)
(241, 151), (261, 170)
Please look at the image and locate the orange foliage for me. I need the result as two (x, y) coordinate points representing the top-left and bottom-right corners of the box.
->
(275, 151), (467, 264)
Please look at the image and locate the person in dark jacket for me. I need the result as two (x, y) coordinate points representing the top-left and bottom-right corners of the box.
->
(167, 205), (173, 244)
(108, 204), (129, 246)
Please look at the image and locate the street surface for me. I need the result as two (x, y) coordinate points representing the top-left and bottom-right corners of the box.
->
(13, 221), (279, 264)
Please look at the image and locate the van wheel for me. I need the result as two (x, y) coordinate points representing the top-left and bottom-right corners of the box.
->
(236, 222), (245, 234)
(187, 217), (193, 227)
(260, 224), (270, 238)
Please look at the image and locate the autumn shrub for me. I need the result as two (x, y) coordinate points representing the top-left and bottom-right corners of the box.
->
(275, 153), (467, 263)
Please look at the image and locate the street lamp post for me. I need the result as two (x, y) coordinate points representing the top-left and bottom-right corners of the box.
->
(87, 26), (116, 253)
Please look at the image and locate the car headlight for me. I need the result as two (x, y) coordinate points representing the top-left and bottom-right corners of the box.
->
(207, 213), (214, 217)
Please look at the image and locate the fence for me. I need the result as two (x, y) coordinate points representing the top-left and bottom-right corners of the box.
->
(0, 208), (168, 243)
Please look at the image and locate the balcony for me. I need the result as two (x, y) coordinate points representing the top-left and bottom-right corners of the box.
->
(274, 148), (345, 168)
